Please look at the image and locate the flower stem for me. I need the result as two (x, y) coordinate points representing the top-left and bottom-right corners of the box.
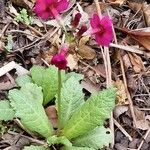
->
(57, 69), (62, 134)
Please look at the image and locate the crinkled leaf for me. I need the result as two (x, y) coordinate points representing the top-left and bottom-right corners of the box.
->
(23, 145), (48, 150)
(62, 87), (116, 140)
(47, 135), (72, 147)
(16, 75), (32, 87)
(8, 83), (53, 138)
(0, 100), (15, 121)
(73, 126), (112, 149)
(31, 65), (65, 105)
(66, 72), (84, 81)
(56, 76), (84, 128)
(64, 146), (95, 150)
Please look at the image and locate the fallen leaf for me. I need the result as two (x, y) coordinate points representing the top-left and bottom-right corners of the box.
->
(116, 27), (150, 51)
(109, 0), (127, 5)
(142, 3), (150, 26)
(114, 80), (128, 105)
(128, 53), (145, 73)
(0, 81), (16, 91)
(45, 106), (58, 128)
(122, 54), (132, 70)
(129, 2), (150, 27)
(67, 54), (78, 70)
(81, 79), (100, 93)
(78, 36), (96, 60)
(114, 105), (129, 118)
(134, 107), (149, 130)
(92, 64), (106, 78)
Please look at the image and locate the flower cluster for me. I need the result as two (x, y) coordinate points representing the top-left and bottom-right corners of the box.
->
(34, 0), (113, 69)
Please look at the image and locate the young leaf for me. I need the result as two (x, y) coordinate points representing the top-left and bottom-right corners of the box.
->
(23, 145), (48, 150)
(0, 100), (15, 121)
(31, 66), (65, 105)
(16, 75), (32, 87)
(8, 83), (53, 138)
(47, 135), (72, 147)
(61, 87), (116, 140)
(56, 76), (84, 128)
(73, 126), (112, 149)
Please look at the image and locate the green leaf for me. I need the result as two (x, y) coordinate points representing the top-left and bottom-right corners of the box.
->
(16, 75), (32, 87)
(61, 87), (116, 140)
(23, 145), (48, 150)
(64, 146), (95, 150)
(56, 76), (84, 128)
(66, 73), (84, 81)
(15, 8), (32, 25)
(8, 83), (53, 138)
(31, 65), (65, 105)
(0, 100), (15, 121)
(47, 135), (72, 147)
(73, 126), (112, 149)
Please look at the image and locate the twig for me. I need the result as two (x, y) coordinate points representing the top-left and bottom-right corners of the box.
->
(110, 43), (144, 55)
(7, 30), (39, 38)
(120, 56), (137, 128)
(8, 131), (46, 145)
(114, 119), (133, 141)
(94, 0), (102, 17)
(137, 128), (150, 150)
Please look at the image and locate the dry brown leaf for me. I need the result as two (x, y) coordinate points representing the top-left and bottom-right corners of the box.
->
(128, 53), (145, 73)
(78, 36), (96, 60)
(114, 105), (129, 118)
(45, 106), (58, 128)
(92, 64), (106, 78)
(109, 0), (127, 5)
(122, 54), (132, 70)
(0, 81), (16, 91)
(67, 54), (78, 70)
(114, 80), (128, 105)
(116, 27), (150, 51)
(134, 107), (149, 130)
(129, 2), (150, 26)
(81, 79), (100, 93)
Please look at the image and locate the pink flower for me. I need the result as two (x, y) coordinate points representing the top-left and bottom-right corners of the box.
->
(34, 0), (69, 20)
(50, 44), (69, 70)
(51, 54), (67, 70)
(90, 14), (113, 47)
(71, 13), (82, 28)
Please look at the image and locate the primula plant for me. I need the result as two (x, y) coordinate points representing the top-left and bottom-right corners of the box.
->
(0, 61), (116, 150)
(0, 31), (116, 150)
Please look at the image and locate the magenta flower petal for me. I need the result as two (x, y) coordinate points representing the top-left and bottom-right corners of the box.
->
(90, 14), (101, 28)
(51, 54), (67, 70)
(90, 14), (113, 47)
(39, 12), (50, 20)
(95, 30), (113, 46)
(56, 0), (69, 13)
(100, 16), (112, 28)
(34, 0), (69, 19)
